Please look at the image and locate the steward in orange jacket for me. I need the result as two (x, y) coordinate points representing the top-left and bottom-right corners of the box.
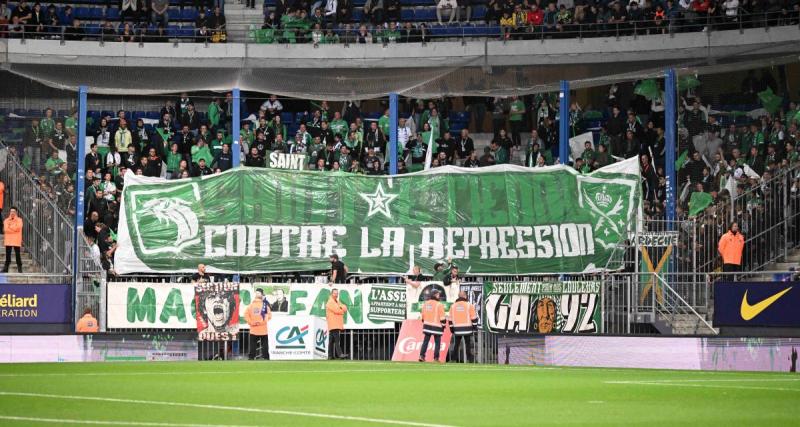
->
(448, 291), (478, 363)
(326, 289), (348, 360)
(3, 207), (23, 273)
(245, 288), (271, 360)
(718, 222), (744, 276)
(419, 290), (446, 362)
(76, 308), (99, 333)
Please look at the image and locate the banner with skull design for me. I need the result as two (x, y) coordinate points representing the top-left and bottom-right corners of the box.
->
(195, 282), (240, 341)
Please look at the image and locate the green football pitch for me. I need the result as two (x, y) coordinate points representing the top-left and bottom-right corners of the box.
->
(0, 361), (798, 426)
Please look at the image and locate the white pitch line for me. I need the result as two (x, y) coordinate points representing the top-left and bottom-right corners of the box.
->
(0, 391), (457, 427)
(0, 366), (554, 378)
(0, 415), (257, 427)
(604, 381), (800, 393)
(607, 378), (800, 384)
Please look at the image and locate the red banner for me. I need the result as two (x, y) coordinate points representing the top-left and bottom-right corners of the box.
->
(392, 319), (452, 362)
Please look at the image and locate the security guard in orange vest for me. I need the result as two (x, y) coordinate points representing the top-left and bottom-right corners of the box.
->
(326, 289), (349, 360)
(448, 291), (478, 363)
(76, 307), (99, 333)
(419, 290), (446, 362)
(245, 288), (272, 360)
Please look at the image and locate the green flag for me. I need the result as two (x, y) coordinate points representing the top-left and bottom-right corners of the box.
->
(675, 150), (689, 170)
(115, 158), (641, 275)
(634, 79), (660, 101)
(677, 75), (701, 91)
(758, 87), (782, 114)
(689, 191), (713, 216)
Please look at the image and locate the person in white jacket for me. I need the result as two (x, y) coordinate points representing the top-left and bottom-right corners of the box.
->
(723, 0), (738, 25)
(437, 0), (458, 24)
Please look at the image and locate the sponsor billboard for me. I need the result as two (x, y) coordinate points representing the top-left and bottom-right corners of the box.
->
(115, 158), (640, 275)
(483, 281), (602, 334)
(0, 334), (197, 363)
(498, 335), (800, 372)
(0, 284), (71, 324)
(714, 282), (800, 327)
(268, 315), (327, 360)
(392, 319), (452, 362)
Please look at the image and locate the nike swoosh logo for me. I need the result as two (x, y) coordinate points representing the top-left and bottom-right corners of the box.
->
(740, 287), (793, 321)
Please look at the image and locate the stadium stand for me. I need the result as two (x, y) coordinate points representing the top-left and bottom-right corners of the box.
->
(0, 0), (797, 42)
(1, 65), (798, 288)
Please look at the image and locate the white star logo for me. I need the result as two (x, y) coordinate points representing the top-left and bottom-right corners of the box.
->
(359, 182), (398, 220)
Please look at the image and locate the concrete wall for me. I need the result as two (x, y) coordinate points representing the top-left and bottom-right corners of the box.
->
(3, 27), (799, 69)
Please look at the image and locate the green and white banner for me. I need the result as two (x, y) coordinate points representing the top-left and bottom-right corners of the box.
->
(267, 152), (307, 170)
(483, 281), (602, 334)
(115, 158), (639, 275)
(107, 282), (398, 330)
(406, 281), (460, 320)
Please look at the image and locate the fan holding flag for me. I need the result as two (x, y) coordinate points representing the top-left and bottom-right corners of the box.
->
(245, 288), (272, 360)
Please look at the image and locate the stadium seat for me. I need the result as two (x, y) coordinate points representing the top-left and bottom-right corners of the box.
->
(181, 9), (198, 21)
(415, 8), (436, 21)
(106, 8), (120, 20)
(178, 26), (195, 39)
(400, 9), (415, 21)
(74, 7), (90, 19)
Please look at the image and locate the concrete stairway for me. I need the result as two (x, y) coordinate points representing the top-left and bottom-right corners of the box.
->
(0, 234), (43, 283)
(658, 312), (719, 335)
(225, 0), (264, 43)
(661, 248), (800, 335)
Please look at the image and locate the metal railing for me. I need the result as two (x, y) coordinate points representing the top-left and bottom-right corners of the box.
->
(0, 144), (74, 275)
(75, 229), (106, 329)
(729, 162), (800, 271)
(3, 9), (798, 45)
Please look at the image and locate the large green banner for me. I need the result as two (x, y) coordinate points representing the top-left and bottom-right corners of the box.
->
(115, 158), (639, 275)
(483, 281), (602, 334)
(107, 282), (399, 330)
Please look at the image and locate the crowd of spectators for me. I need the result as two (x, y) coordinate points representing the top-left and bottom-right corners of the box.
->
(0, 0), (797, 43)
(5, 66), (800, 274)
(0, 0), (228, 42)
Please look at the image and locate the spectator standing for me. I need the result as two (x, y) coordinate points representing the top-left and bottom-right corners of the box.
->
(2, 207), (23, 273)
(718, 222), (744, 278)
(76, 307), (99, 333)
(245, 288), (271, 360)
(329, 253), (347, 284)
(508, 96), (525, 148)
(24, 118), (42, 173)
(325, 288), (348, 359)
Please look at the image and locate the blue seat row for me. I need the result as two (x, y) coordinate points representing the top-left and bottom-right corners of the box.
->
(71, 7), (198, 22)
